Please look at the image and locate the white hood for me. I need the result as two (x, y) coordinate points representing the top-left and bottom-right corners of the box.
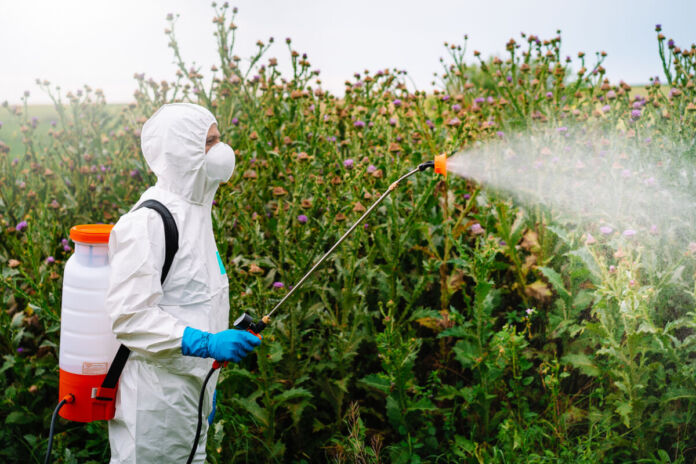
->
(141, 103), (218, 205)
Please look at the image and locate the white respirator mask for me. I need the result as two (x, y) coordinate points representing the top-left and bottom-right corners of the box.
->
(204, 142), (236, 183)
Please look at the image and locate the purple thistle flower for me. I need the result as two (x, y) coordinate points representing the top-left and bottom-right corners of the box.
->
(363, 223), (369, 230)
(51, 120), (57, 127)
(545, 92), (553, 98)
(668, 39), (675, 48)
(474, 97), (484, 104)
(464, 193), (471, 200)
(607, 90), (616, 99)
(15, 220), (28, 232)
(506, 75), (512, 83)
(231, 117), (239, 126)
(389, 117), (397, 126)
(425, 120), (434, 129)
(602, 105), (611, 113)
(17, 347), (24, 353)
(496, 131), (505, 138)
(61, 238), (69, 246)
(623, 229), (637, 237)
(46, 256), (55, 264)
(367, 164), (377, 173)
(343, 158), (354, 169)
(64, 245), (72, 252)
(470, 223), (484, 235)
(556, 126), (568, 133)
(487, 96), (495, 103)
(631, 109), (641, 120)
(353, 120), (365, 128)
(272, 281), (284, 289)
(393, 99), (402, 107)
(441, 95), (450, 102)
(130, 169), (140, 178)
(297, 214), (308, 224)
(0, 121), (3, 129)
(452, 104), (461, 112)
(599, 226), (613, 235)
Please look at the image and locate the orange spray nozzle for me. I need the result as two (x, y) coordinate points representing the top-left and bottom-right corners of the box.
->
(434, 153), (447, 178)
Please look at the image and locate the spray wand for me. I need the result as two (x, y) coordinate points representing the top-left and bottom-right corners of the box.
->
(235, 156), (446, 333)
(187, 155), (447, 463)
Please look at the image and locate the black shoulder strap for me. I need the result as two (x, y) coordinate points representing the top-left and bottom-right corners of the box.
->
(97, 200), (179, 399)
(136, 199), (179, 284)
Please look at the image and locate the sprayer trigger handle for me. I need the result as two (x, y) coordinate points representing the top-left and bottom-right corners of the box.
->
(212, 360), (229, 370)
(248, 329), (262, 340)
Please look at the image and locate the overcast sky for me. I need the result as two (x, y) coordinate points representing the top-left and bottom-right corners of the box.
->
(2, 0), (694, 104)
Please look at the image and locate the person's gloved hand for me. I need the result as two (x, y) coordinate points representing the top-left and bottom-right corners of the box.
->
(182, 327), (261, 362)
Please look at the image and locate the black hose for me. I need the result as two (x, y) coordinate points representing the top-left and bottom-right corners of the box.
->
(186, 366), (216, 464)
(44, 397), (69, 464)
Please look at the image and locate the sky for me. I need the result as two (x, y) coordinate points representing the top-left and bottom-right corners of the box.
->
(2, 0), (695, 105)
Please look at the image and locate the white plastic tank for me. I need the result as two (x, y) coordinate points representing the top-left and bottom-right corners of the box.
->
(58, 224), (120, 422)
(59, 224), (119, 375)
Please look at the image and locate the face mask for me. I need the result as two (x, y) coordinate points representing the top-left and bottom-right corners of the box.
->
(205, 142), (236, 183)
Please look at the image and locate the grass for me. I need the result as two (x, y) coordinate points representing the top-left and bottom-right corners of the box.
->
(0, 104), (126, 156)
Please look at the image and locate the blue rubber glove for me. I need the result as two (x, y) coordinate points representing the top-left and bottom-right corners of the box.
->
(208, 390), (217, 425)
(181, 327), (261, 362)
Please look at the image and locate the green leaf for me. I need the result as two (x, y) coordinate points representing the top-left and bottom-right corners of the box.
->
(6, 411), (33, 425)
(573, 290), (594, 311)
(273, 387), (312, 407)
(615, 401), (632, 428)
(386, 395), (404, 432)
(359, 373), (391, 393)
(231, 397), (269, 427)
(568, 248), (601, 282)
(562, 353), (600, 377)
(538, 266), (570, 301)
(267, 341), (284, 363)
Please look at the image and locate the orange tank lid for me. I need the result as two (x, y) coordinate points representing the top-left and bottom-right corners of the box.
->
(70, 224), (114, 244)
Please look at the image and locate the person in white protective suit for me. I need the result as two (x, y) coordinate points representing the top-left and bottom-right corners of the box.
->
(105, 103), (261, 463)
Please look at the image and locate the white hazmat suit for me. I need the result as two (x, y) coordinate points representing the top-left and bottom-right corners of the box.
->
(106, 103), (233, 463)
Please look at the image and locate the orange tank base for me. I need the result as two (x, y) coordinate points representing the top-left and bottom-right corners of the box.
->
(58, 368), (117, 422)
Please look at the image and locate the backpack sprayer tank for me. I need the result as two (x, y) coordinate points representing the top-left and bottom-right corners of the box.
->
(58, 224), (120, 422)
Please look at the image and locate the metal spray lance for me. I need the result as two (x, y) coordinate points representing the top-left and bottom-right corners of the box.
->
(233, 154), (448, 334)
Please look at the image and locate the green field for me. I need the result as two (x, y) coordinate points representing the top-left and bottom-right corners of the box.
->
(1, 104), (126, 156)
(3, 5), (696, 462)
